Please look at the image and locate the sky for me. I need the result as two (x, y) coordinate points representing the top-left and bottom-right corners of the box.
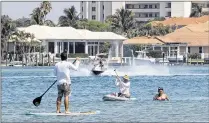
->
(1, 1), (80, 23)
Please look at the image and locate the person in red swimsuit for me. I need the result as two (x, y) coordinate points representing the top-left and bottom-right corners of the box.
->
(153, 87), (169, 101)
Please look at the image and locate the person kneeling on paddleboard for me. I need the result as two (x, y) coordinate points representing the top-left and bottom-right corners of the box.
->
(153, 87), (169, 101)
(54, 52), (80, 113)
(114, 75), (131, 98)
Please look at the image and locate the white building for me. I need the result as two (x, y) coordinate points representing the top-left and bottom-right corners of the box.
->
(81, 1), (209, 22)
(80, 1), (125, 22)
(15, 25), (126, 57)
(126, 1), (209, 21)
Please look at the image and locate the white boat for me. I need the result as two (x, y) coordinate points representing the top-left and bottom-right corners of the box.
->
(134, 51), (156, 65)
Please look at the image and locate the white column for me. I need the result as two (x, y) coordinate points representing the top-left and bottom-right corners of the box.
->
(115, 41), (119, 57)
(85, 41), (88, 54)
(97, 42), (100, 54)
(161, 46), (163, 51)
(177, 46), (180, 56)
(73, 42), (75, 54)
(120, 42), (123, 57)
(152, 46), (154, 50)
(68, 41), (70, 53)
(54, 41), (57, 54)
(168, 46), (171, 57)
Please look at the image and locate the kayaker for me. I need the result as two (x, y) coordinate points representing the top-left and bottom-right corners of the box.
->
(54, 52), (80, 113)
(153, 87), (169, 101)
(114, 75), (131, 98)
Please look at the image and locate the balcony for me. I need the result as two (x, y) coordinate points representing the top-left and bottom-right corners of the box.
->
(128, 9), (160, 13)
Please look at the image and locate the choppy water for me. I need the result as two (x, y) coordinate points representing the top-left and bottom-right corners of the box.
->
(1, 65), (209, 122)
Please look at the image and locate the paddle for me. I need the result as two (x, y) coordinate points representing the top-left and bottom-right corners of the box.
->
(114, 69), (119, 78)
(33, 59), (77, 107)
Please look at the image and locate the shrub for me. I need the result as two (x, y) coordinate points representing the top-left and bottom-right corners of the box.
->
(55, 53), (89, 58)
(188, 53), (201, 59)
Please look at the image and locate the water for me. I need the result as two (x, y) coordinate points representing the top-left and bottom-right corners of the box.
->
(1, 65), (209, 122)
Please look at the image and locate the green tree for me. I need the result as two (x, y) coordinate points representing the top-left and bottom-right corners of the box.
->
(40, 1), (52, 22)
(58, 6), (79, 28)
(30, 1), (54, 26)
(78, 20), (110, 31)
(14, 17), (34, 27)
(106, 8), (135, 35)
(30, 7), (44, 25)
(1, 15), (16, 59)
(190, 4), (202, 17)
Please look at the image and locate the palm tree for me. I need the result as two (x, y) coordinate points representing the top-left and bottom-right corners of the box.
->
(30, 1), (54, 26)
(40, 1), (52, 22)
(105, 8), (135, 35)
(1, 15), (16, 61)
(190, 4), (202, 17)
(58, 6), (79, 28)
(30, 7), (44, 25)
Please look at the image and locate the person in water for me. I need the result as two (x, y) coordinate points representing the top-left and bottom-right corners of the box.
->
(153, 87), (169, 101)
(54, 52), (80, 113)
(114, 75), (131, 98)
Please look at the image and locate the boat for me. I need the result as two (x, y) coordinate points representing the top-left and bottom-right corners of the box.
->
(91, 64), (107, 75)
(134, 50), (156, 65)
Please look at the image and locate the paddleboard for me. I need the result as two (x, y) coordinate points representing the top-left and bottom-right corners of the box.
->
(103, 94), (136, 101)
(26, 111), (97, 116)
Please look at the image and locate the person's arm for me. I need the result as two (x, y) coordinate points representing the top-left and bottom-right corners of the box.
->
(115, 76), (122, 86)
(68, 58), (80, 70)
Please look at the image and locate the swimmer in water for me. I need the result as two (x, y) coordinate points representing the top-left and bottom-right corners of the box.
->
(153, 87), (169, 101)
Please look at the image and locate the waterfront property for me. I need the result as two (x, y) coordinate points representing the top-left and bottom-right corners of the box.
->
(10, 25), (126, 57)
(124, 21), (209, 64)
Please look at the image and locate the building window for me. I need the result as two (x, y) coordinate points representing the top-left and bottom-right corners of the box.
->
(166, 3), (171, 8)
(92, 7), (96, 11)
(144, 5), (148, 8)
(69, 42), (74, 53)
(149, 5), (152, 8)
(155, 13), (158, 17)
(188, 47), (190, 53)
(48, 42), (54, 53)
(82, 15), (83, 19)
(81, 1), (83, 3)
(82, 7), (83, 12)
(199, 47), (202, 53)
(103, 5), (104, 10)
(139, 5), (141, 9)
(155, 5), (157, 8)
(92, 15), (96, 20)
(63, 42), (68, 53)
(149, 13), (152, 17)
(145, 13), (148, 17)
(207, 3), (209, 8)
(103, 14), (104, 19)
(75, 42), (85, 53)
(167, 12), (171, 17)
(92, 1), (96, 3)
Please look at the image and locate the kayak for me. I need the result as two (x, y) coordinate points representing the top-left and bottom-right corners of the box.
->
(102, 94), (131, 101)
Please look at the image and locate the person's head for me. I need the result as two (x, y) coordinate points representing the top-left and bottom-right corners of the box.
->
(60, 52), (67, 61)
(123, 75), (129, 82)
(158, 87), (164, 94)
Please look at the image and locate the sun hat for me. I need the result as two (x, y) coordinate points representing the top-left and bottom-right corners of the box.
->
(123, 75), (129, 80)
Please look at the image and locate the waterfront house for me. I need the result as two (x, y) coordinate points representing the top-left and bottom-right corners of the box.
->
(9, 25), (126, 58)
